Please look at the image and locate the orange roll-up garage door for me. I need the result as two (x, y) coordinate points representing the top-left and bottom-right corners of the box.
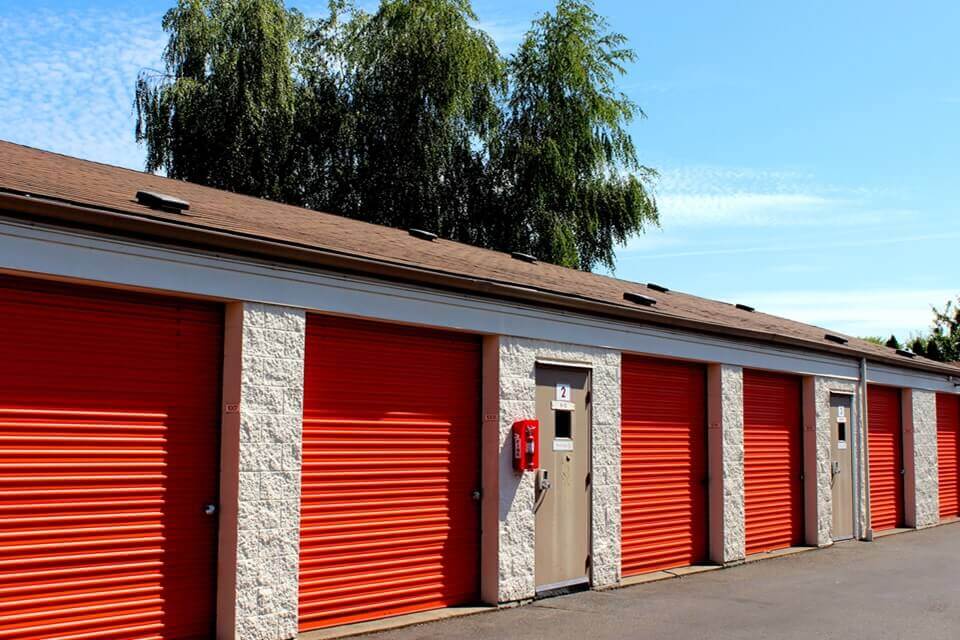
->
(621, 355), (708, 575)
(0, 275), (222, 640)
(743, 370), (803, 555)
(299, 315), (481, 631)
(936, 393), (960, 520)
(868, 385), (905, 531)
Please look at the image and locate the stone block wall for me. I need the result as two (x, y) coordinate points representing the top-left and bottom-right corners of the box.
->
(489, 337), (621, 601)
(220, 303), (306, 640)
(810, 378), (857, 546)
(708, 364), (745, 564)
(906, 389), (940, 529)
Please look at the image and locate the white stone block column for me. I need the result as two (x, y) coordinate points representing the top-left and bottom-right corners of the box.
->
(707, 364), (744, 564)
(218, 303), (306, 640)
(481, 337), (620, 603)
(904, 389), (939, 529)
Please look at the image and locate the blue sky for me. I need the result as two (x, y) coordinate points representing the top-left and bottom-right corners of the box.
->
(1, 0), (957, 338)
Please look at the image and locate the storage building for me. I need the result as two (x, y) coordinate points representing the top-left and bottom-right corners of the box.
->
(0, 141), (957, 639)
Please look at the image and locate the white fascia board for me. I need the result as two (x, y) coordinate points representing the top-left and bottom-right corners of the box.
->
(0, 217), (914, 383)
(867, 362), (960, 394)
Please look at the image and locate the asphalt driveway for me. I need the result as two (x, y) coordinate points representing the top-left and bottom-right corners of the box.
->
(361, 523), (960, 640)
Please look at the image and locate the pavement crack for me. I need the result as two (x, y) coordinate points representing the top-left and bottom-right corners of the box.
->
(532, 603), (604, 615)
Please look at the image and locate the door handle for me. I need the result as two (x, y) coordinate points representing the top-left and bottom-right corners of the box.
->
(204, 504), (218, 516)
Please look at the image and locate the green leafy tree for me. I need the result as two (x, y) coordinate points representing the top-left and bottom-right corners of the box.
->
(336, 0), (506, 242)
(284, 0), (358, 210)
(135, 0), (658, 271)
(135, 0), (306, 200)
(929, 298), (960, 362)
(873, 298), (960, 363)
(495, 0), (658, 270)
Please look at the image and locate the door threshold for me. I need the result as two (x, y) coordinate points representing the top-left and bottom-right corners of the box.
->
(298, 606), (496, 640)
(535, 578), (589, 600)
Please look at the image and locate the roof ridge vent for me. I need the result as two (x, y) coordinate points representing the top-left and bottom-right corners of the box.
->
(646, 283), (670, 293)
(135, 190), (189, 213)
(624, 292), (657, 306)
(511, 251), (538, 264)
(408, 228), (438, 241)
(824, 333), (849, 345)
(735, 303), (755, 312)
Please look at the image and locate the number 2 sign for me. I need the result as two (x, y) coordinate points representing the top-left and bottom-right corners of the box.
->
(555, 382), (571, 402)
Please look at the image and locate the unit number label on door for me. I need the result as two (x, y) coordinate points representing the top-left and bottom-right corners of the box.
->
(556, 383), (571, 401)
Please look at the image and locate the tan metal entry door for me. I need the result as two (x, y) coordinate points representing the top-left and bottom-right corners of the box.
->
(534, 366), (591, 592)
(830, 394), (855, 540)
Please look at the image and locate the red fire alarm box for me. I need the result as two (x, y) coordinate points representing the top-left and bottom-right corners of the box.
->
(512, 419), (540, 472)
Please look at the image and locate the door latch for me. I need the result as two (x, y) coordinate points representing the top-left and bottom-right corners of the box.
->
(471, 489), (482, 502)
(204, 504), (218, 516)
(832, 461), (841, 476)
(536, 469), (551, 492)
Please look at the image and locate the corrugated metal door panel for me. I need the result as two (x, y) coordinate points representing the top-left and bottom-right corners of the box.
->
(868, 385), (904, 531)
(0, 275), (222, 640)
(621, 355), (708, 575)
(743, 370), (803, 555)
(299, 315), (481, 631)
(936, 394), (960, 519)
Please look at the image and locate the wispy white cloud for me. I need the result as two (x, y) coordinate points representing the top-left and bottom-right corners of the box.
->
(658, 192), (838, 226)
(725, 288), (954, 337)
(0, 7), (166, 169)
(647, 165), (912, 230)
(658, 165), (818, 195)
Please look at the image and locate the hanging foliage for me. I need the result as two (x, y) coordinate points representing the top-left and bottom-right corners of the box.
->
(135, 0), (659, 272)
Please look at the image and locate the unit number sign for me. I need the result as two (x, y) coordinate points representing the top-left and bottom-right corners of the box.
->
(552, 382), (575, 411)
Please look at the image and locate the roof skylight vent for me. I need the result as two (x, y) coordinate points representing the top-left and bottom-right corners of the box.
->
(825, 334), (849, 345)
(408, 228), (438, 241)
(511, 251), (538, 264)
(646, 283), (670, 293)
(624, 292), (657, 306)
(135, 190), (189, 213)
(896, 349), (917, 358)
(735, 303), (755, 312)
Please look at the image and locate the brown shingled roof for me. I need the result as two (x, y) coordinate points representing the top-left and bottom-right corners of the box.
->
(1, 140), (956, 377)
